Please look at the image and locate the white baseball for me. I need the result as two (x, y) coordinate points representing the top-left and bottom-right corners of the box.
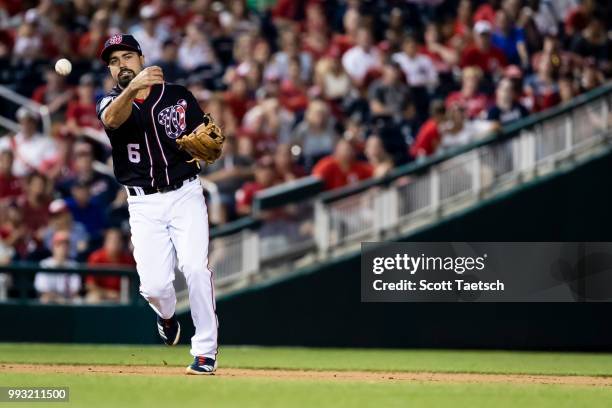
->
(55, 58), (72, 76)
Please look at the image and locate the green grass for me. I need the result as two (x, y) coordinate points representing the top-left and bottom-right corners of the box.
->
(1, 372), (611, 408)
(1, 344), (612, 407)
(2, 343), (612, 376)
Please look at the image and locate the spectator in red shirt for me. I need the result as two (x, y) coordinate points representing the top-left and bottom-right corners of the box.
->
(445, 0), (473, 51)
(302, 3), (330, 61)
(270, 0), (302, 23)
(31, 69), (73, 124)
(0, 204), (30, 260)
(461, 20), (507, 75)
(454, 0), (474, 38)
(303, 2), (328, 35)
(330, 8), (360, 56)
(77, 9), (109, 59)
(303, 29), (330, 63)
(0, 151), (21, 202)
(445, 66), (490, 119)
(18, 172), (51, 238)
(63, 74), (102, 138)
(410, 100), (447, 158)
(279, 57), (310, 113)
(525, 57), (561, 111)
(313, 139), (373, 190)
(564, 0), (596, 37)
(473, 0), (500, 25)
(85, 228), (135, 304)
(43, 20), (77, 60)
(207, 92), (238, 132)
(274, 144), (305, 182)
(235, 156), (278, 215)
(223, 75), (251, 123)
(421, 22), (459, 74)
(240, 96), (293, 158)
(0, 28), (12, 58)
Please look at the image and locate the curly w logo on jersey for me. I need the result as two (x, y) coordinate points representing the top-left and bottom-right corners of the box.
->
(158, 99), (188, 139)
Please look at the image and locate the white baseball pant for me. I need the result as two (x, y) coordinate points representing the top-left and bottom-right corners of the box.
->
(127, 177), (218, 358)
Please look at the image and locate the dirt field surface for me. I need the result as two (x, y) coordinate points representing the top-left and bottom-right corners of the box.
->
(4, 363), (612, 387)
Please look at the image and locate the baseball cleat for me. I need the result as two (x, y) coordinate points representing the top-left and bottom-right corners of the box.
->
(156, 314), (181, 346)
(185, 356), (217, 375)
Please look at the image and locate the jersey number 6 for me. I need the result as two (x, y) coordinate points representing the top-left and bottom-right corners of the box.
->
(128, 143), (141, 163)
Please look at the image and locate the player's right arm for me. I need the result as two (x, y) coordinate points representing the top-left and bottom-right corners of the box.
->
(100, 66), (164, 129)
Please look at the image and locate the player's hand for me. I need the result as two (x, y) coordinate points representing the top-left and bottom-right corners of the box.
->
(126, 66), (164, 92)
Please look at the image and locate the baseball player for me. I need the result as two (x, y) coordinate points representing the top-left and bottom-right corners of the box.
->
(96, 34), (224, 375)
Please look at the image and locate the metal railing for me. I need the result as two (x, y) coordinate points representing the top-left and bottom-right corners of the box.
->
(0, 85), (52, 137)
(0, 84), (110, 149)
(316, 85), (612, 253)
(0, 84), (114, 176)
(0, 263), (138, 305)
(210, 228), (259, 285)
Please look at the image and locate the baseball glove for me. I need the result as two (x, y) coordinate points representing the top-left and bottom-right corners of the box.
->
(176, 113), (225, 164)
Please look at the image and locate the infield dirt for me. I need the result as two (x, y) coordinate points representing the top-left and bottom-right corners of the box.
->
(4, 364), (612, 387)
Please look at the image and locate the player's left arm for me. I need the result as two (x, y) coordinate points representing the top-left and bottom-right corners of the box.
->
(182, 88), (207, 133)
(175, 87), (225, 164)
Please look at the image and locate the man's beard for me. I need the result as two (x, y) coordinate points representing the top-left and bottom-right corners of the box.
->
(118, 69), (136, 88)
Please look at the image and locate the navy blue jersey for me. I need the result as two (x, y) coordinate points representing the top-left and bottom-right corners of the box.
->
(486, 103), (529, 125)
(96, 82), (203, 187)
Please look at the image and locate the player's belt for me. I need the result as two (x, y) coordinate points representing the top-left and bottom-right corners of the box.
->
(126, 176), (198, 196)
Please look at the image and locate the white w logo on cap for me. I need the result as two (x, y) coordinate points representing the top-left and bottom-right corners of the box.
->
(108, 34), (123, 45)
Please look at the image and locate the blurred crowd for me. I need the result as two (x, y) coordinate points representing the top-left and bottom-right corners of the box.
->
(0, 0), (610, 302)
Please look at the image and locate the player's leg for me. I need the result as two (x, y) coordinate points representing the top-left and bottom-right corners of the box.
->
(127, 194), (178, 319)
(167, 179), (218, 360)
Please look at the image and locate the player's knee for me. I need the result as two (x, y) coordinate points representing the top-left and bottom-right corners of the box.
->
(140, 281), (174, 301)
(181, 263), (210, 280)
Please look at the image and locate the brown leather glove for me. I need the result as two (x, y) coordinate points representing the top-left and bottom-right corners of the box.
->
(176, 113), (225, 164)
